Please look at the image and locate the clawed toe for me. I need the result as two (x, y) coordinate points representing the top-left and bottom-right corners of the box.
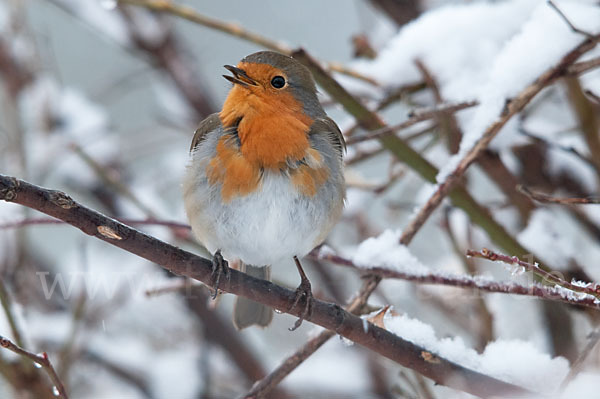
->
(288, 256), (314, 331)
(210, 250), (229, 299)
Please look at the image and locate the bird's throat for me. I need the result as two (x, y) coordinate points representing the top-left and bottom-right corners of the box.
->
(220, 86), (313, 169)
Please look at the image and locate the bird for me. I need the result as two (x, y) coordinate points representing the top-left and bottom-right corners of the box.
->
(183, 51), (345, 330)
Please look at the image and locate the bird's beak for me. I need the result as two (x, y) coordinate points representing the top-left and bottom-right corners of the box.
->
(223, 65), (258, 87)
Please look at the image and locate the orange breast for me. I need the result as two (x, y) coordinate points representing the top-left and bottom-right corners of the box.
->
(211, 67), (329, 202)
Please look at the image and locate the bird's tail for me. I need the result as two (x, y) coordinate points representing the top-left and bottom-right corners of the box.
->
(233, 263), (273, 329)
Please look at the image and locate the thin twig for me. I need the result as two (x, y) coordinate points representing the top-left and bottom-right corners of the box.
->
(0, 281), (24, 349)
(568, 56), (600, 76)
(518, 185), (600, 204)
(559, 328), (600, 390)
(345, 101), (477, 145)
(0, 174), (532, 399)
(398, 33), (600, 245)
(116, 0), (379, 86)
(70, 143), (157, 217)
(314, 250), (600, 310)
(467, 248), (600, 301)
(0, 336), (69, 399)
(547, 0), (596, 39)
(414, 58), (462, 153)
(584, 89), (600, 105)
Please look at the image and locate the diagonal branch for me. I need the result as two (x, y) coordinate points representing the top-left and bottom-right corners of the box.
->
(399, 34), (600, 245)
(0, 175), (532, 399)
(116, 0), (379, 86)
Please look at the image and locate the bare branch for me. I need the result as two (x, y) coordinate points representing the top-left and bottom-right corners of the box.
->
(0, 281), (25, 349)
(116, 0), (379, 86)
(547, 0), (596, 39)
(518, 185), (600, 204)
(584, 89), (600, 105)
(0, 174), (532, 398)
(345, 101), (477, 146)
(568, 57), (600, 76)
(0, 336), (69, 399)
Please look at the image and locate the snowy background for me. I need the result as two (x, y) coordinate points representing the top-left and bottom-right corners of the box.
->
(0, 0), (599, 398)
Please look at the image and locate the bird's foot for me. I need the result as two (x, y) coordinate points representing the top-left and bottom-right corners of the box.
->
(288, 257), (314, 331)
(210, 250), (229, 299)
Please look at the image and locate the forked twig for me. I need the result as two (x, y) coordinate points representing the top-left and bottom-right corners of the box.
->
(0, 336), (69, 399)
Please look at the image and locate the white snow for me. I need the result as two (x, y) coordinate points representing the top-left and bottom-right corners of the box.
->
(352, 0), (600, 183)
(351, 229), (430, 275)
(382, 308), (570, 394)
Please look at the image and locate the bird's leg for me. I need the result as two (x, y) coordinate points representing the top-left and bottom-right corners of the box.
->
(288, 256), (314, 331)
(210, 250), (230, 299)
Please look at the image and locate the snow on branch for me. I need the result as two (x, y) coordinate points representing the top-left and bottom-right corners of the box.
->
(313, 241), (600, 311)
(467, 248), (600, 303)
(400, 27), (600, 245)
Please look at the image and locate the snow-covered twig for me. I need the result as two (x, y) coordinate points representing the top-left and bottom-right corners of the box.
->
(315, 250), (600, 310)
(517, 185), (600, 205)
(0, 336), (69, 399)
(467, 248), (600, 301)
(399, 33), (600, 246)
(116, 0), (380, 86)
(0, 174), (532, 399)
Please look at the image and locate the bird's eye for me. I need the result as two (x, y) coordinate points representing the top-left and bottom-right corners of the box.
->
(270, 76), (286, 89)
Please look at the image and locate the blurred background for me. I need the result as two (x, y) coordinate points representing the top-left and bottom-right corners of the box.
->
(0, 0), (599, 398)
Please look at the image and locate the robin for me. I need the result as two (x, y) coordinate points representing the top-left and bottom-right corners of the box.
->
(183, 51), (345, 330)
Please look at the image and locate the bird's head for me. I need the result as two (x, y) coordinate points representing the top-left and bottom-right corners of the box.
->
(220, 51), (324, 127)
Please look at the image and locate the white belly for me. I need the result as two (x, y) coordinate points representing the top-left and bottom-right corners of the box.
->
(184, 169), (333, 266)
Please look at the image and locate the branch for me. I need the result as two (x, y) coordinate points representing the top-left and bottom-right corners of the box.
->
(345, 101), (477, 145)
(0, 217), (191, 231)
(0, 336), (68, 399)
(467, 248), (600, 301)
(116, 0), (379, 86)
(0, 175), (532, 398)
(313, 250), (600, 310)
(398, 33), (600, 245)
(584, 89), (600, 106)
(0, 281), (25, 349)
(568, 56), (600, 76)
(518, 185), (600, 204)
(547, 0), (597, 39)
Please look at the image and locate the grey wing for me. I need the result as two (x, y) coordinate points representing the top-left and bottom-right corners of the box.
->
(308, 117), (346, 161)
(190, 113), (222, 153)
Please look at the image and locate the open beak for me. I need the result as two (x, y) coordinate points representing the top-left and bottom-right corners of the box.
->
(223, 65), (258, 87)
